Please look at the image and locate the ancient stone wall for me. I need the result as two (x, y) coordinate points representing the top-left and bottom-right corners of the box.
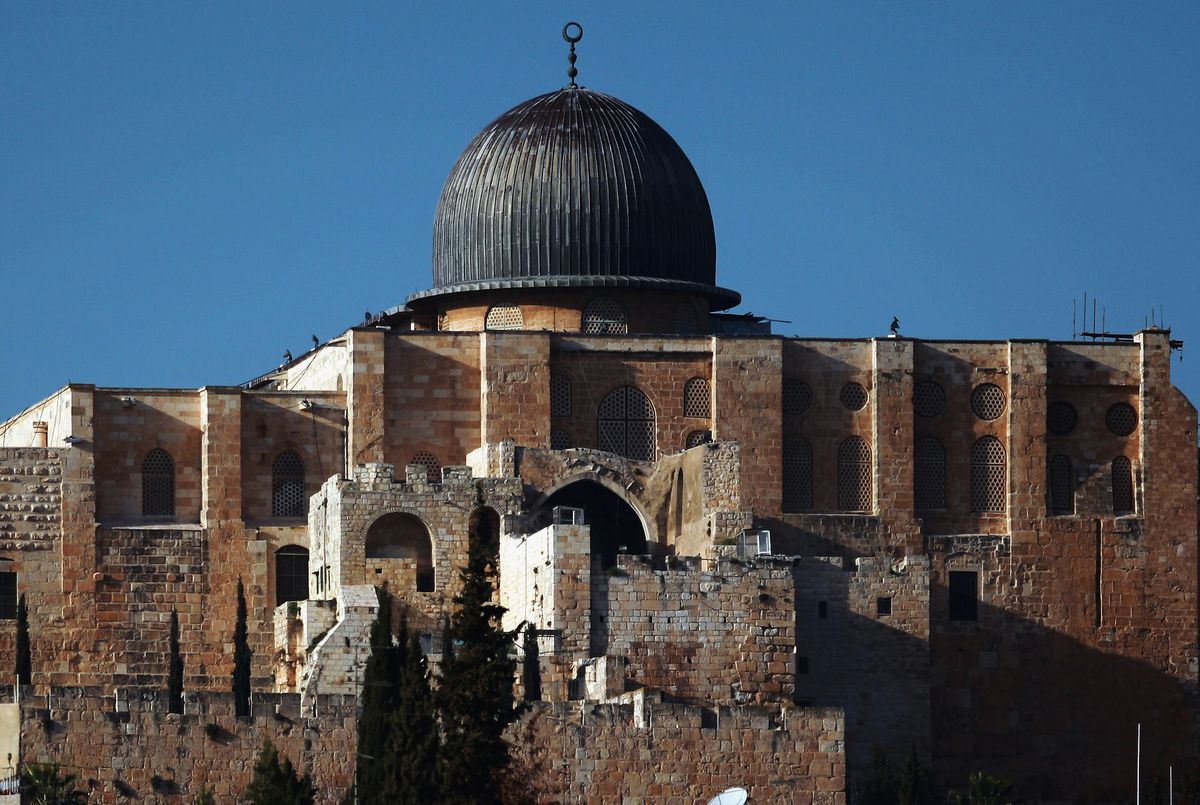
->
(481, 332), (552, 448)
(522, 700), (846, 804)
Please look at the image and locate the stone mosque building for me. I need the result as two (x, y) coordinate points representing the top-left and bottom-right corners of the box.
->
(1, 26), (1196, 804)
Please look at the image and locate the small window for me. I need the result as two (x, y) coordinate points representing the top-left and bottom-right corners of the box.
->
(1112, 455), (1134, 513)
(1106, 403), (1138, 437)
(840, 382), (868, 411)
(142, 448), (175, 518)
(876, 596), (892, 616)
(948, 570), (979, 621)
(912, 381), (945, 418)
(271, 450), (306, 518)
(1047, 401), (1078, 435)
(410, 452), (440, 484)
(597, 386), (655, 461)
(837, 436), (872, 513)
(913, 437), (946, 511)
(971, 384), (1006, 421)
(782, 438), (814, 513)
(275, 546), (309, 606)
(485, 305), (523, 331)
(550, 375), (572, 418)
(0, 571), (15, 620)
(970, 437), (1006, 513)
(582, 297), (627, 334)
(782, 378), (812, 415)
(683, 377), (710, 418)
(1048, 454), (1074, 515)
(817, 601), (828, 619)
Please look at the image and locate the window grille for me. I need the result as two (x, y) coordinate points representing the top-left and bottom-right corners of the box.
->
(275, 546), (309, 606)
(840, 382), (869, 411)
(970, 436), (1006, 512)
(1048, 454), (1074, 515)
(550, 430), (571, 450)
(913, 437), (946, 510)
(142, 448), (175, 517)
(782, 377), (812, 415)
(550, 375), (571, 418)
(0, 571), (15, 620)
(782, 438), (814, 513)
(1106, 403), (1137, 437)
(685, 430), (709, 449)
(971, 384), (1006, 421)
(582, 297), (628, 334)
(271, 450), (306, 518)
(484, 305), (523, 330)
(410, 452), (440, 484)
(912, 381), (945, 418)
(683, 377), (710, 418)
(596, 386), (656, 461)
(674, 303), (701, 335)
(837, 436), (872, 512)
(1112, 455), (1134, 513)
(948, 570), (978, 621)
(1047, 401), (1078, 435)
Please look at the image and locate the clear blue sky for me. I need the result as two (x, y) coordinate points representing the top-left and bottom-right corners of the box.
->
(3, 2), (1198, 419)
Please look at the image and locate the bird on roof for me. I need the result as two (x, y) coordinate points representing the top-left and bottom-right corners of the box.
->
(890, 317), (900, 336)
(311, 335), (320, 349)
(363, 310), (373, 325)
(282, 350), (293, 364)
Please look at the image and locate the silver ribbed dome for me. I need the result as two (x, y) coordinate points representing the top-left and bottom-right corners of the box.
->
(409, 87), (739, 310)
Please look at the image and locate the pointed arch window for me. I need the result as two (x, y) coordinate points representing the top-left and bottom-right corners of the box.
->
(1048, 454), (1074, 515)
(142, 448), (175, 517)
(272, 450), (306, 518)
(1112, 455), (1134, 513)
(914, 437), (946, 511)
(970, 437), (1006, 513)
(782, 438), (814, 513)
(683, 377), (710, 418)
(837, 436), (872, 512)
(597, 386), (655, 461)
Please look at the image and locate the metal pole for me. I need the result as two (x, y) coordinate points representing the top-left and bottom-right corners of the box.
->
(1170, 765), (1174, 805)
(1136, 723), (1141, 805)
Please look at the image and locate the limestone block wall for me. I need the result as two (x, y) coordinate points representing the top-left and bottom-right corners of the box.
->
(481, 332), (551, 448)
(499, 523), (589, 637)
(299, 585), (376, 703)
(273, 599), (336, 691)
(21, 687), (357, 804)
(523, 701), (846, 804)
(282, 339), (353, 392)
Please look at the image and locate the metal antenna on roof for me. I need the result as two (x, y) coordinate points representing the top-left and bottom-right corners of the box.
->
(563, 22), (584, 87)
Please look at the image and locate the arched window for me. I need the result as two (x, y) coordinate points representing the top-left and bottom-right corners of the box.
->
(272, 450), (306, 518)
(1048, 454), (1074, 515)
(674, 303), (700, 335)
(597, 386), (655, 461)
(485, 305), (523, 331)
(275, 545), (309, 606)
(1112, 455), (1134, 513)
(837, 436), (872, 512)
(409, 452), (440, 484)
(913, 437), (945, 511)
(683, 377), (710, 418)
(550, 375), (571, 418)
(782, 438), (814, 513)
(582, 297), (628, 334)
(782, 377), (812, 416)
(365, 512), (435, 592)
(142, 448), (175, 518)
(970, 437), (1006, 513)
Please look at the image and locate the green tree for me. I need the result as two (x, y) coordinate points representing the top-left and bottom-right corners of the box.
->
(857, 749), (899, 805)
(898, 745), (935, 805)
(232, 578), (252, 718)
(195, 786), (215, 805)
(167, 608), (184, 714)
(379, 629), (440, 804)
(948, 771), (1013, 805)
(436, 518), (521, 804)
(243, 739), (315, 805)
(15, 593), (31, 686)
(521, 624), (541, 702)
(354, 586), (403, 805)
(19, 762), (87, 804)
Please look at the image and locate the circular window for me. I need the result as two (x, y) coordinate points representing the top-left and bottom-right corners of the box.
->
(912, 381), (945, 418)
(782, 377), (812, 415)
(1046, 401), (1078, 436)
(971, 384), (1006, 421)
(840, 382), (869, 411)
(1106, 403), (1137, 437)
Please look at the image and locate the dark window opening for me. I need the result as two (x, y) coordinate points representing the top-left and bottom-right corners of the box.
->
(271, 450), (306, 518)
(817, 601), (828, 619)
(796, 656), (810, 674)
(948, 571), (979, 621)
(0, 572), (15, 620)
(142, 448), (175, 518)
(876, 596), (892, 616)
(275, 546), (309, 606)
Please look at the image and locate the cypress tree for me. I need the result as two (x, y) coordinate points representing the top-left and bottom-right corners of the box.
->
(521, 624), (541, 702)
(167, 608), (184, 714)
(436, 516), (521, 804)
(232, 578), (252, 717)
(354, 586), (402, 805)
(380, 629), (440, 804)
(15, 593), (31, 686)
(244, 738), (316, 805)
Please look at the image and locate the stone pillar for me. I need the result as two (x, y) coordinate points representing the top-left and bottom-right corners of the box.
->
(347, 329), (386, 466)
(712, 337), (783, 514)
(871, 338), (919, 551)
(480, 332), (551, 449)
(31, 422), (47, 447)
(1006, 340), (1048, 544)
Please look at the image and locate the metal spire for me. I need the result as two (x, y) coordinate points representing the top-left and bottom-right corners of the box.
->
(563, 21), (583, 87)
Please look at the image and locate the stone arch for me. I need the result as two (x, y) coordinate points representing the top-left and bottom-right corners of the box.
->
(535, 478), (650, 569)
(364, 511), (435, 593)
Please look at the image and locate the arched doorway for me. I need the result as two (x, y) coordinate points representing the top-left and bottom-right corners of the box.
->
(540, 480), (647, 569)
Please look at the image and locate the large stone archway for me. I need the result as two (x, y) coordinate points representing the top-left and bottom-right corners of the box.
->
(538, 479), (648, 569)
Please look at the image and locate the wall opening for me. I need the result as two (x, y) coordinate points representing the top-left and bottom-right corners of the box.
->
(275, 545), (310, 606)
(365, 512), (435, 592)
(540, 480), (647, 569)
